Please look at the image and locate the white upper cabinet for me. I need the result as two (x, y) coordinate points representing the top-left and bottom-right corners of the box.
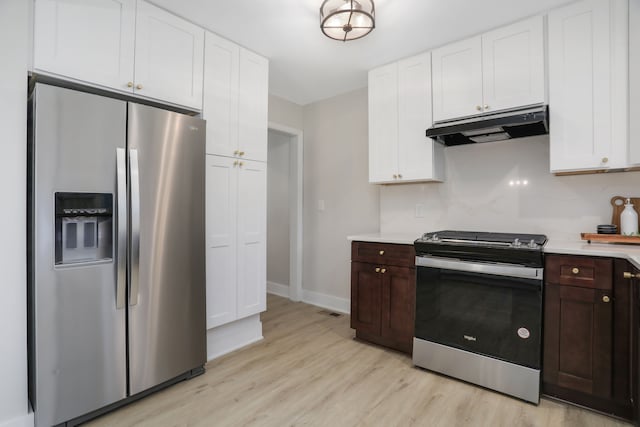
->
(203, 34), (268, 162)
(133, 1), (204, 110)
(432, 16), (545, 122)
(630, 0), (640, 166)
(548, 0), (628, 173)
(368, 53), (445, 184)
(203, 32), (239, 157)
(238, 49), (269, 162)
(33, 0), (205, 110)
(34, 0), (136, 92)
(368, 62), (399, 183)
(482, 16), (545, 114)
(397, 53), (444, 182)
(432, 37), (483, 121)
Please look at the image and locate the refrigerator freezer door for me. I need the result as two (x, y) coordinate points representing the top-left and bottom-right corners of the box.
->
(30, 84), (127, 426)
(127, 103), (206, 395)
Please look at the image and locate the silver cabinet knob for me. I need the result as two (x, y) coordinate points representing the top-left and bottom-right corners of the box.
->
(398, 174), (403, 179)
(136, 84), (143, 90)
(476, 105), (482, 111)
(127, 82), (134, 88)
(602, 157), (608, 163)
(484, 105), (490, 110)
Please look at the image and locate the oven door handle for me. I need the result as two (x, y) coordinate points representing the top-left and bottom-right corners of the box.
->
(415, 256), (543, 280)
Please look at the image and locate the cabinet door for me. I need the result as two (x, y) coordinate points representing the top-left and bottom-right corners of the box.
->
(368, 63), (399, 183)
(548, 0), (628, 172)
(630, 0), (640, 166)
(134, 0), (204, 110)
(205, 156), (238, 329)
(351, 262), (382, 336)
(203, 32), (239, 157)
(397, 53), (442, 182)
(238, 49), (269, 162)
(544, 284), (613, 398)
(34, 0), (136, 92)
(432, 36), (483, 121)
(381, 266), (415, 348)
(482, 16), (545, 113)
(236, 160), (267, 318)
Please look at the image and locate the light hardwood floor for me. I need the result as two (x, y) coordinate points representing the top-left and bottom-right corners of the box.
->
(87, 294), (631, 427)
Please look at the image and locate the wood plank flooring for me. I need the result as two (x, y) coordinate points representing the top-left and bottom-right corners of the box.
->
(87, 294), (630, 427)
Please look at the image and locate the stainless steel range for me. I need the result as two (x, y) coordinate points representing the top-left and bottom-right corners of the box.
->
(412, 230), (547, 404)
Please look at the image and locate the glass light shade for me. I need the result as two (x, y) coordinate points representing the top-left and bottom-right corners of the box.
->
(320, 0), (375, 42)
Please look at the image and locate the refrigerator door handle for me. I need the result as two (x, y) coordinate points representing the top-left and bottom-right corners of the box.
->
(116, 148), (127, 309)
(129, 148), (141, 306)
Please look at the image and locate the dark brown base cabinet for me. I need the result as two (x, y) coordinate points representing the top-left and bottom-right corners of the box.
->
(543, 254), (635, 420)
(350, 242), (415, 354)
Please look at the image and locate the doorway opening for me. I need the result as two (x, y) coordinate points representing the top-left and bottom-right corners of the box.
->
(266, 122), (303, 302)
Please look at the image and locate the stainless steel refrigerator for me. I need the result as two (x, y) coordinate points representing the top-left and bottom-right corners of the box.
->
(28, 83), (206, 427)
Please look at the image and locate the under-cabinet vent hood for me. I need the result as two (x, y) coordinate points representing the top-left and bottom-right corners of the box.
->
(426, 105), (549, 146)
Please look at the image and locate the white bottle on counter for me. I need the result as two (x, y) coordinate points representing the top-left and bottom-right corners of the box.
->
(620, 198), (639, 235)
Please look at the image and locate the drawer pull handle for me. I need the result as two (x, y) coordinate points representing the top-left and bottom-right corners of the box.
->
(602, 295), (610, 303)
(624, 272), (637, 279)
(379, 250), (385, 255)
(572, 267), (580, 275)
(375, 268), (381, 273)
(381, 268), (386, 274)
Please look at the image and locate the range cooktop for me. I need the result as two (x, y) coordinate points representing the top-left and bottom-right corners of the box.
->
(414, 230), (547, 267)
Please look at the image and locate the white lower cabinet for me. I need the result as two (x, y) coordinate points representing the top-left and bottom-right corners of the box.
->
(548, 0), (629, 173)
(205, 155), (266, 330)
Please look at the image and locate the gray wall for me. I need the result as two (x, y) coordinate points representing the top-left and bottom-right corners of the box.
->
(269, 94), (303, 130)
(301, 88), (380, 301)
(267, 130), (291, 287)
(0, 0), (30, 424)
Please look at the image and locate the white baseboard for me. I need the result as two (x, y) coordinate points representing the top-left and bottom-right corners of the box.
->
(266, 281), (289, 298)
(0, 412), (34, 427)
(206, 315), (263, 361)
(301, 289), (350, 314)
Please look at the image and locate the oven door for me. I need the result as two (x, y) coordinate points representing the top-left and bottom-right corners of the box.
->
(415, 256), (543, 369)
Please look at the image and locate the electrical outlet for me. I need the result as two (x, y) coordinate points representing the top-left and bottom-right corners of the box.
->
(318, 199), (325, 211)
(415, 204), (424, 218)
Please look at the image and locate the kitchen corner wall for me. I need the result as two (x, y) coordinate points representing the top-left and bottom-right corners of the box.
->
(0, 0), (31, 427)
(381, 136), (640, 240)
(268, 90), (380, 310)
(302, 88), (379, 307)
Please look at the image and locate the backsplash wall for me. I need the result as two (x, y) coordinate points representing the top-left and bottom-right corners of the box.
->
(380, 136), (640, 240)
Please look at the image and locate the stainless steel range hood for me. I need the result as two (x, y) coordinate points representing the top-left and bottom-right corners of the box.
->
(426, 105), (549, 146)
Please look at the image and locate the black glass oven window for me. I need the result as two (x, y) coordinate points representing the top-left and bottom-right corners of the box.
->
(415, 266), (542, 369)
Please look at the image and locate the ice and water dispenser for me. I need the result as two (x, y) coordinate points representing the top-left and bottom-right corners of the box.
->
(55, 192), (113, 265)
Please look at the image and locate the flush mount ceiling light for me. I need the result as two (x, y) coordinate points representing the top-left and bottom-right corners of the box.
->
(320, 0), (375, 42)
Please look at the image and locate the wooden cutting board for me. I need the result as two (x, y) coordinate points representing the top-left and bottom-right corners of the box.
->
(610, 196), (640, 230)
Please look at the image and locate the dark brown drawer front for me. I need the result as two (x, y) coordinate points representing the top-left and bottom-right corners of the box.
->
(545, 255), (612, 290)
(351, 242), (415, 267)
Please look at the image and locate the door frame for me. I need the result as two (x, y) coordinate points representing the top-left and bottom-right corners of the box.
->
(267, 122), (303, 302)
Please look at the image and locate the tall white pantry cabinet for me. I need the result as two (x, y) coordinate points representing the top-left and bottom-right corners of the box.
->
(202, 31), (268, 358)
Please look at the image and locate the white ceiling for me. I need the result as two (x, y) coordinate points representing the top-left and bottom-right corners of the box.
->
(152, 0), (572, 105)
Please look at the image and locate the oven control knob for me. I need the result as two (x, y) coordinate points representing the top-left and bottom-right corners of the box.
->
(528, 239), (537, 249)
(512, 238), (521, 247)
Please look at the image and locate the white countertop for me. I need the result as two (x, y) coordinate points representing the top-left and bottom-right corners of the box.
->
(347, 233), (640, 270)
(347, 232), (419, 245)
(544, 240), (640, 270)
